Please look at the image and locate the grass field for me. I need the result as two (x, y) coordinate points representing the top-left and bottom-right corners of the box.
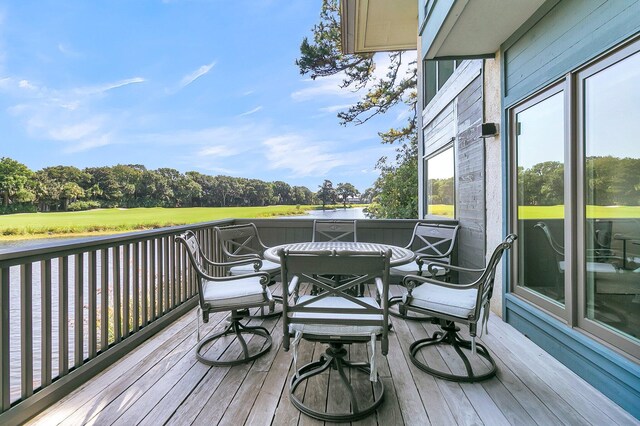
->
(0, 205), (319, 239)
(519, 205), (640, 219)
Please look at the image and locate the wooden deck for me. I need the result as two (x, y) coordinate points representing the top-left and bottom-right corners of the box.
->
(28, 284), (637, 426)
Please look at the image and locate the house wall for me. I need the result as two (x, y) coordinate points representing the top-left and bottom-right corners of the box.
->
(501, 0), (640, 417)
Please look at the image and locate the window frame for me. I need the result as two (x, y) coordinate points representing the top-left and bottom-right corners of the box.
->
(509, 81), (569, 321)
(424, 142), (456, 219)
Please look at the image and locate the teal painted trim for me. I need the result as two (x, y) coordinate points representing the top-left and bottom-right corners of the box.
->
(420, 0), (456, 60)
(501, 0), (561, 53)
(505, 295), (640, 419)
(500, 48), (510, 320)
(433, 53), (495, 60)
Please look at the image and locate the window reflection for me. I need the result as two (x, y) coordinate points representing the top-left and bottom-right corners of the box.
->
(515, 91), (565, 304)
(426, 147), (454, 218)
(584, 50), (640, 342)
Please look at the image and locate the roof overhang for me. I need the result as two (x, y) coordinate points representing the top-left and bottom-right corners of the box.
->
(421, 0), (546, 60)
(340, 0), (417, 54)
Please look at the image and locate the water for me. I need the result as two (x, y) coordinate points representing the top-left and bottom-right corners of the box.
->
(281, 207), (367, 219)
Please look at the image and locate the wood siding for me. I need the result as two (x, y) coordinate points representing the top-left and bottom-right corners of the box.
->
(503, 0), (640, 107)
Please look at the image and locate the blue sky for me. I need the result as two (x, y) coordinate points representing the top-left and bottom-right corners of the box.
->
(0, 0), (411, 192)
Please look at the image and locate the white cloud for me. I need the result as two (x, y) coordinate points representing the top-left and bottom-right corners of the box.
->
(48, 117), (105, 141)
(237, 106), (262, 117)
(57, 43), (81, 57)
(291, 74), (358, 102)
(197, 145), (239, 157)
(263, 134), (351, 177)
(179, 62), (215, 88)
(318, 104), (352, 114)
(18, 79), (37, 90)
(74, 77), (145, 96)
(64, 134), (111, 153)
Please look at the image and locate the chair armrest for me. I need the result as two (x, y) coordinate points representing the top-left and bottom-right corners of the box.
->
(422, 260), (485, 276)
(195, 269), (271, 287)
(225, 253), (262, 261)
(288, 275), (300, 296)
(202, 255), (263, 271)
(402, 273), (478, 290)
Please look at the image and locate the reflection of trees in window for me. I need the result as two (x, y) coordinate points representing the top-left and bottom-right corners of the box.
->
(518, 156), (640, 207)
(427, 177), (454, 205)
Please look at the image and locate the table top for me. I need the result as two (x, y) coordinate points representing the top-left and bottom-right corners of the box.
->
(263, 241), (415, 267)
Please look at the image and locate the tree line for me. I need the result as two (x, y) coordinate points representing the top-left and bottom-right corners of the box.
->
(0, 157), (362, 214)
(518, 156), (640, 206)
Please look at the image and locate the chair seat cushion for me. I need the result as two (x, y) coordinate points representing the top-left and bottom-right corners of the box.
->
(407, 283), (477, 319)
(289, 296), (383, 337)
(202, 276), (270, 308)
(229, 259), (280, 276)
(558, 261), (617, 273)
(390, 261), (446, 277)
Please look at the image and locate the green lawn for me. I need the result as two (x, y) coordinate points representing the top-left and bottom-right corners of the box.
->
(0, 206), (317, 238)
(519, 205), (640, 219)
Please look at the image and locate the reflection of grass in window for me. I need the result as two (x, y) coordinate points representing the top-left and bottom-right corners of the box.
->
(519, 205), (640, 219)
(428, 204), (454, 217)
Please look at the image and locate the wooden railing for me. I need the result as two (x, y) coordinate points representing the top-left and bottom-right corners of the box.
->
(0, 217), (456, 423)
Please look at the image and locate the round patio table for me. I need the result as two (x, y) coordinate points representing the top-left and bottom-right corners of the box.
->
(263, 241), (415, 267)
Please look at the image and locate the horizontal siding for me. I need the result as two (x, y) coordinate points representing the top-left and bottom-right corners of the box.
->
(504, 0), (640, 106)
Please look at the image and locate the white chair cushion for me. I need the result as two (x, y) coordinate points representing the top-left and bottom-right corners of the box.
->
(229, 259), (280, 275)
(407, 283), (477, 319)
(390, 261), (446, 277)
(558, 261), (617, 273)
(289, 296), (383, 337)
(201, 276), (270, 308)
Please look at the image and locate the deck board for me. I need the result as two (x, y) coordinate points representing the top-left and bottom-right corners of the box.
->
(28, 285), (636, 426)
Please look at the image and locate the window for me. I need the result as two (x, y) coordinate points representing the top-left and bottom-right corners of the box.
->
(513, 88), (566, 308)
(425, 145), (454, 218)
(423, 60), (459, 106)
(510, 38), (640, 358)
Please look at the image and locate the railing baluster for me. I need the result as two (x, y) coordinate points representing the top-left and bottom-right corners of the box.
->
(123, 244), (130, 338)
(158, 239), (164, 316)
(163, 236), (170, 311)
(41, 260), (52, 387)
(21, 263), (33, 398)
(58, 257), (68, 376)
(1, 267), (10, 410)
(100, 249), (108, 352)
(113, 246), (121, 343)
(141, 241), (148, 327)
(180, 242), (187, 301)
(150, 240), (156, 321)
(74, 254), (83, 368)
(132, 242), (140, 333)
(171, 235), (178, 306)
(88, 251), (97, 359)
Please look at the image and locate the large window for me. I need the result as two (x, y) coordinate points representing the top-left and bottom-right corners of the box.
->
(513, 88), (565, 307)
(425, 145), (454, 218)
(510, 38), (640, 358)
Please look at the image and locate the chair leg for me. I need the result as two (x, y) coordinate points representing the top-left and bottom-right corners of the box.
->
(408, 321), (496, 382)
(289, 343), (384, 422)
(196, 310), (272, 366)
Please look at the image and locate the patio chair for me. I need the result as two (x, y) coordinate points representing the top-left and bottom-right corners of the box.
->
(312, 219), (357, 242)
(279, 248), (391, 422)
(215, 223), (282, 318)
(176, 230), (274, 366)
(388, 222), (460, 320)
(401, 234), (517, 382)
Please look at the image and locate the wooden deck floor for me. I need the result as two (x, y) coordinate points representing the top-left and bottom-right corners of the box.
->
(28, 284), (637, 426)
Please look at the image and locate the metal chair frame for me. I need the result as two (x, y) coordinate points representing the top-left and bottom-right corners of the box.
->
(176, 230), (273, 366)
(389, 222), (460, 321)
(401, 234), (517, 382)
(312, 219), (357, 242)
(279, 248), (391, 422)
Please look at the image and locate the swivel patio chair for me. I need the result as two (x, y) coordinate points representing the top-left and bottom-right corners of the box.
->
(215, 223), (282, 318)
(401, 234), (516, 382)
(312, 219), (357, 242)
(389, 222), (460, 320)
(177, 230), (273, 366)
(279, 248), (391, 422)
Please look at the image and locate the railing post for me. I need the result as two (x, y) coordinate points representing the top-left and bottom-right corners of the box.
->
(88, 251), (97, 359)
(113, 246), (121, 343)
(100, 249), (109, 352)
(123, 244), (130, 338)
(58, 257), (69, 376)
(74, 254), (83, 368)
(132, 242), (140, 333)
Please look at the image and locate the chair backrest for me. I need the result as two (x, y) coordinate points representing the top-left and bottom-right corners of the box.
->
(214, 223), (268, 259)
(534, 222), (564, 257)
(312, 220), (357, 242)
(279, 249), (391, 353)
(475, 234), (517, 319)
(407, 223), (460, 263)
(176, 230), (209, 307)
